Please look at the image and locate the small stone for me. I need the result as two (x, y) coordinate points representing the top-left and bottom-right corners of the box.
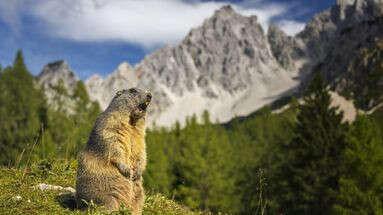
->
(64, 187), (76, 193)
(34, 183), (75, 193)
(12, 195), (22, 201)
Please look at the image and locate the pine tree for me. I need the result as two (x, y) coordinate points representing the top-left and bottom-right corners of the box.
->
(0, 50), (48, 166)
(333, 116), (383, 214)
(44, 79), (72, 157)
(144, 127), (175, 196)
(45, 80), (100, 159)
(234, 106), (297, 214)
(69, 81), (100, 157)
(173, 112), (237, 213)
(276, 73), (348, 214)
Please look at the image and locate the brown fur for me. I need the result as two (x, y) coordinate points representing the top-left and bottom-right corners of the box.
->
(76, 88), (150, 215)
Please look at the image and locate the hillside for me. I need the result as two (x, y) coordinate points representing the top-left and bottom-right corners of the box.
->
(3, 1), (383, 214)
(3, 53), (383, 213)
(335, 40), (383, 109)
(0, 160), (203, 215)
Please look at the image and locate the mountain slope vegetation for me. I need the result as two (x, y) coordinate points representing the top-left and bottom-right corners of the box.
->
(2, 1), (383, 214)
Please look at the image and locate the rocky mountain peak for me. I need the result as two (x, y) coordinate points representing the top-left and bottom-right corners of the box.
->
(40, 2), (383, 127)
(352, 0), (383, 20)
(112, 62), (139, 87)
(336, 0), (354, 7)
(297, 0), (383, 62)
(212, 5), (236, 18)
(36, 60), (80, 111)
(45, 60), (66, 69)
(219, 5), (234, 12)
(116, 62), (133, 73)
(331, 0), (383, 24)
(85, 61), (140, 109)
(37, 60), (78, 91)
(192, 4), (260, 42)
(62, 5), (302, 127)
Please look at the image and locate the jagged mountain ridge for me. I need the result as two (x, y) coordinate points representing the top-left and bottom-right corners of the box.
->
(309, 0), (383, 102)
(38, 0), (383, 127)
(298, 0), (383, 70)
(37, 60), (79, 93)
(85, 5), (303, 127)
(37, 60), (79, 107)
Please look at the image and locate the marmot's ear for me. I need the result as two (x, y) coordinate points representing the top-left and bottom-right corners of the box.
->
(116, 90), (124, 96)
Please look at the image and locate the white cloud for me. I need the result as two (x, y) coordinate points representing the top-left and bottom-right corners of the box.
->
(0, 0), (306, 48)
(0, 0), (25, 34)
(30, 0), (227, 48)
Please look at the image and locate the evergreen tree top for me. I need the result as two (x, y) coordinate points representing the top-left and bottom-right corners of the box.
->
(12, 49), (29, 77)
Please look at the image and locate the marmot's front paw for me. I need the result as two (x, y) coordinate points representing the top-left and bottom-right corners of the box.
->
(132, 169), (142, 181)
(132, 167), (142, 181)
(117, 163), (131, 178)
(132, 160), (143, 181)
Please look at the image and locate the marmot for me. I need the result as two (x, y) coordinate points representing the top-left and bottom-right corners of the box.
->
(76, 88), (151, 214)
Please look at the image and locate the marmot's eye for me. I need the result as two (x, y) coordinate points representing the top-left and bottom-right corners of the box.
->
(129, 88), (138, 94)
(116, 90), (123, 96)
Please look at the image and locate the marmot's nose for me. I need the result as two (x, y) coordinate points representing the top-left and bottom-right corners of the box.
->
(146, 92), (152, 101)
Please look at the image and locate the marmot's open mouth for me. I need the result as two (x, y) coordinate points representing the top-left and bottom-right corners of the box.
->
(138, 101), (150, 111)
(138, 92), (152, 111)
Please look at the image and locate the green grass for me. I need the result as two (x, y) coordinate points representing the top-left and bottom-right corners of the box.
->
(0, 159), (203, 215)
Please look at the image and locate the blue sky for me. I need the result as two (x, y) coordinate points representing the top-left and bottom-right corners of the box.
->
(0, 0), (334, 79)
